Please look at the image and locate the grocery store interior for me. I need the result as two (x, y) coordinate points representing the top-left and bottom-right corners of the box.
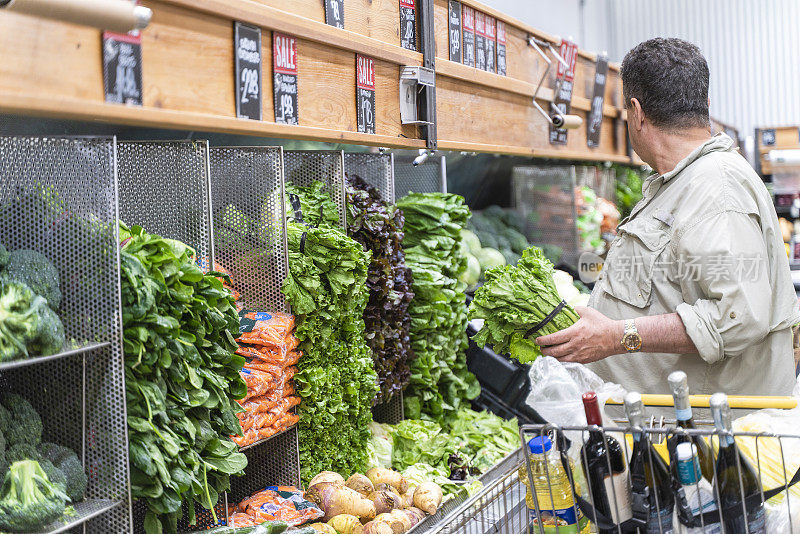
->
(2, 0), (800, 533)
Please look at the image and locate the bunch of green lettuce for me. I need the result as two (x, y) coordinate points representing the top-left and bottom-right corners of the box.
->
(281, 182), (377, 484)
(469, 246), (579, 363)
(446, 408), (521, 473)
(396, 193), (479, 423)
(120, 224), (248, 534)
(345, 175), (414, 404)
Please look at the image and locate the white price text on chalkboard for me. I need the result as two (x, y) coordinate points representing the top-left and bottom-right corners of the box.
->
(399, 0), (416, 51)
(448, 1), (462, 63)
(356, 55), (376, 134)
(462, 5), (475, 68)
(496, 20), (507, 75)
(234, 22), (263, 121)
(102, 32), (143, 105)
(484, 15), (496, 73)
(474, 11), (486, 71)
(324, 0), (345, 29)
(273, 33), (299, 125)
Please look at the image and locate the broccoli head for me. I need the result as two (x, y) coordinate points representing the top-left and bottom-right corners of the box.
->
(0, 244), (8, 270)
(37, 460), (67, 496)
(54, 454), (86, 502)
(38, 443), (73, 466)
(0, 406), (10, 440)
(5, 443), (40, 464)
(0, 460), (68, 532)
(0, 282), (43, 362)
(3, 250), (62, 310)
(2, 395), (42, 448)
(27, 304), (65, 357)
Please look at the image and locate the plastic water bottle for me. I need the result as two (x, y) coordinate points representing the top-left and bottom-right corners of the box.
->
(519, 436), (590, 533)
(674, 443), (722, 534)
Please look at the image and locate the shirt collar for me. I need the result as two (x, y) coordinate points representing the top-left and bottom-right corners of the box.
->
(659, 132), (735, 183)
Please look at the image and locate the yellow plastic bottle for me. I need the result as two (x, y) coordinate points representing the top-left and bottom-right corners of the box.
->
(518, 436), (591, 534)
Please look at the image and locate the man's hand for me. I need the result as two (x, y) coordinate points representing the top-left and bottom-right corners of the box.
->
(536, 307), (625, 364)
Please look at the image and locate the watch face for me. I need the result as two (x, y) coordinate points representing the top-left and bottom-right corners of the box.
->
(623, 333), (642, 352)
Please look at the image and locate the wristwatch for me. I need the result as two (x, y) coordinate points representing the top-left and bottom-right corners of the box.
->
(621, 319), (642, 353)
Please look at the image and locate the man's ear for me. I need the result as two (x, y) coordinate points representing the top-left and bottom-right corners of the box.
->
(630, 98), (645, 130)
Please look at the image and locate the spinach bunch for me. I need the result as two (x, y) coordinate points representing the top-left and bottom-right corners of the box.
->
(396, 193), (479, 424)
(120, 224), (247, 534)
(345, 176), (414, 405)
(281, 183), (377, 484)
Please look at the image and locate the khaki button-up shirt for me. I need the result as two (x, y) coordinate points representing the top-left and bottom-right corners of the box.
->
(588, 133), (800, 400)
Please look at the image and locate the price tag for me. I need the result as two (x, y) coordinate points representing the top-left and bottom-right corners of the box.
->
(102, 32), (143, 105)
(356, 55), (376, 134)
(324, 0), (345, 29)
(549, 38), (578, 145)
(484, 16), (496, 73)
(448, 1), (462, 63)
(761, 129), (776, 146)
(587, 54), (608, 148)
(399, 0), (416, 51)
(461, 5), (475, 68)
(234, 22), (262, 121)
(496, 20), (506, 75)
(474, 11), (486, 71)
(273, 33), (299, 125)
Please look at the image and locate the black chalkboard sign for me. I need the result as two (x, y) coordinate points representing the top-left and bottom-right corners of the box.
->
(273, 33), (299, 125)
(496, 20), (507, 76)
(324, 0), (345, 29)
(550, 39), (578, 145)
(234, 22), (263, 121)
(448, 1), (462, 63)
(356, 55), (376, 134)
(102, 32), (143, 105)
(587, 54), (609, 148)
(461, 5), (475, 68)
(475, 11), (486, 71)
(484, 15), (496, 73)
(400, 0), (416, 51)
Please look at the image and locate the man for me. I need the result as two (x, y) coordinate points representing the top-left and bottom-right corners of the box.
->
(537, 38), (799, 398)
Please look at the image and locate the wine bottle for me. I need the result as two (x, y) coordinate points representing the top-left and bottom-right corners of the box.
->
(581, 391), (633, 533)
(674, 442), (722, 534)
(625, 391), (674, 533)
(667, 371), (715, 483)
(709, 393), (766, 534)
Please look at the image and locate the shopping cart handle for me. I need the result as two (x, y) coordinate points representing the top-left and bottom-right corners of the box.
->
(604, 394), (798, 410)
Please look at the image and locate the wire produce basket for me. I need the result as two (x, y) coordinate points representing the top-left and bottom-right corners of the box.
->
(393, 153), (447, 199)
(0, 136), (131, 533)
(283, 150), (346, 229)
(344, 152), (395, 204)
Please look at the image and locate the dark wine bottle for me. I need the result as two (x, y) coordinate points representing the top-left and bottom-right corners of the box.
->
(625, 392), (675, 533)
(709, 393), (766, 534)
(581, 391), (633, 533)
(667, 371), (715, 483)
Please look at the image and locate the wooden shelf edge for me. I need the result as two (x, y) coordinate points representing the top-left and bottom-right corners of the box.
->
(0, 94), (426, 149)
(437, 60), (623, 118)
(160, 0), (423, 66)
(439, 139), (633, 163)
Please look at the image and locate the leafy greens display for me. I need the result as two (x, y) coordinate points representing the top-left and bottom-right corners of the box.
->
(120, 224), (248, 534)
(281, 182), (377, 484)
(469, 246), (580, 363)
(396, 193), (479, 423)
(345, 175), (414, 404)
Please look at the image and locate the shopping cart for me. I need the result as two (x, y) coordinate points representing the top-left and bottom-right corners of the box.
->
(423, 395), (800, 534)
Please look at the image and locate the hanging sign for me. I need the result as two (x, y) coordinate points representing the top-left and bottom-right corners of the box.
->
(496, 20), (507, 76)
(324, 0), (345, 29)
(234, 22), (262, 121)
(484, 15), (496, 73)
(474, 11), (486, 71)
(549, 38), (579, 145)
(399, 0), (416, 50)
(273, 33), (298, 125)
(356, 55), (376, 134)
(102, 31), (143, 105)
(448, 1), (462, 63)
(587, 54), (609, 148)
(461, 5), (475, 68)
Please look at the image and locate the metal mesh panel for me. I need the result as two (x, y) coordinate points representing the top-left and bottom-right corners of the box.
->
(372, 391), (405, 424)
(283, 150), (346, 229)
(393, 154), (447, 199)
(117, 141), (213, 265)
(344, 152), (395, 203)
(512, 166), (580, 268)
(575, 165), (615, 203)
(229, 426), (302, 503)
(0, 136), (130, 533)
(210, 146), (289, 313)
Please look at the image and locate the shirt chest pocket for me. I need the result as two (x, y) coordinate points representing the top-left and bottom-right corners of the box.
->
(602, 217), (672, 308)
